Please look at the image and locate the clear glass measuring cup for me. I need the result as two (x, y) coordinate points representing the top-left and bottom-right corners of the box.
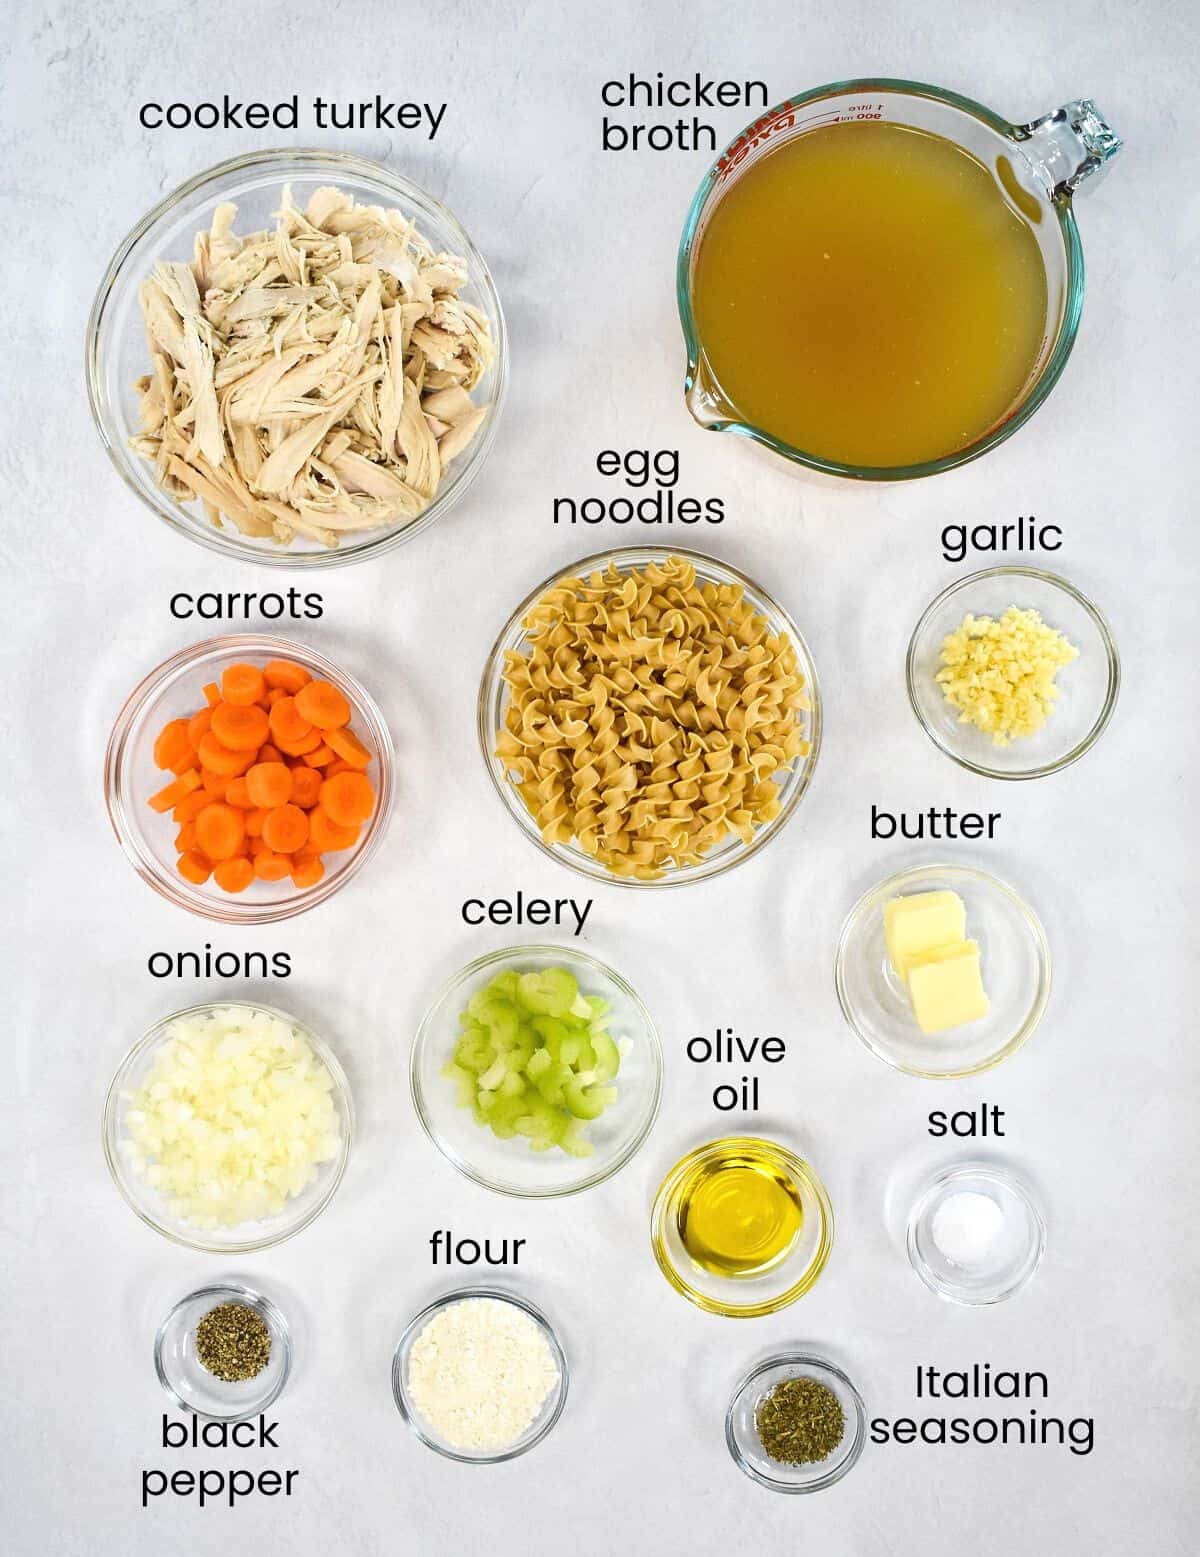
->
(677, 79), (1122, 481)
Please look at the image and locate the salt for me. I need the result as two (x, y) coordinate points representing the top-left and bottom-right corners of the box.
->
(931, 1190), (1005, 1267)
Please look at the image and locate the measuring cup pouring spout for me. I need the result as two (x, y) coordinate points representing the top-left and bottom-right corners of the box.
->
(677, 79), (1122, 481)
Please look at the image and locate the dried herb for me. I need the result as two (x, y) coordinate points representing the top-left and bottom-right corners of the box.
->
(755, 1376), (845, 1465)
(195, 1302), (272, 1383)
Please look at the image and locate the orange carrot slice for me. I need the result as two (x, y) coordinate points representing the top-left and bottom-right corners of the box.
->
(246, 761), (293, 809)
(309, 806), (361, 852)
(320, 771), (375, 827)
(213, 856), (255, 893)
(210, 701), (270, 752)
(221, 663), (266, 707)
(326, 725), (373, 770)
(149, 769), (202, 813)
(178, 850), (212, 885)
(263, 658), (312, 693)
(261, 803), (309, 854)
(194, 803), (246, 862)
(295, 678), (350, 730)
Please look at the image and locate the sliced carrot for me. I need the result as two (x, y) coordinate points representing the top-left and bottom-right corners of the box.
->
(303, 742), (336, 767)
(309, 806), (361, 852)
(253, 850), (292, 882)
(213, 856), (255, 893)
(244, 806), (268, 838)
(149, 769), (202, 813)
(153, 718), (193, 773)
(178, 850), (212, 885)
(210, 701), (270, 752)
(273, 724), (322, 757)
(268, 696), (314, 744)
(326, 725), (373, 770)
(198, 731), (256, 776)
(258, 742), (284, 764)
(320, 771), (375, 827)
(290, 766), (323, 809)
(224, 776), (253, 809)
(290, 854), (325, 889)
(173, 789), (210, 823)
(322, 758), (352, 778)
(175, 821), (198, 853)
(201, 765), (229, 794)
(194, 803), (246, 862)
(247, 834), (267, 857)
(261, 803), (309, 854)
(264, 688), (288, 710)
(295, 678), (350, 731)
(187, 706), (213, 752)
(203, 682), (221, 707)
(221, 663), (266, 707)
(263, 658), (312, 694)
(246, 761), (293, 809)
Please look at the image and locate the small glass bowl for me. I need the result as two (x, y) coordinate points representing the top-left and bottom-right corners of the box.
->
(907, 567), (1119, 779)
(86, 148), (507, 568)
(650, 1138), (833, 1317)
(478, 546), (821, 888)
(392, 1287), (568, 1463)
(726, 1352), (866, 1493)
(907, 1162), (1046, 1305)
(105, 633), (394, 923)
(104, 1000), (354, 1253)
(835, 863), (1050, 1078)
(155, 1281), (292, 1420)
(411, 946), (662, 1197)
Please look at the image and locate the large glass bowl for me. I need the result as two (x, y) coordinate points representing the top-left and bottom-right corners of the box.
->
(104, 633), (394, 924)
(86, 148), (507, 568)
(478, 546), (821, 888)
(103, 1000), (354, 1253)
(411, 945), (662, 1197)
(906, 566), (1119, 778)
(835, 863), (1051, 1078)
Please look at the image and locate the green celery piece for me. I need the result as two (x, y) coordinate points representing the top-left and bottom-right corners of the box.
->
(559, 1119), (595, 1158)
(564, 1077), (618, 1120)
(479, 1055), (509, 1092)
(504, 1033), (535, 1070)
(490, 970), (521, 998)
(441, 1061), (477, 1109)
(490, 1116), (518, 1140)
(498, 1071), (527, 1099)
(455, 1031), (496, 1073)
(525, 1047), (553, 1081)
(534, 1061), (571, 1106)
(570, 993), (594, 1020)
(531, 1016), (570, 1057)
(558, 1032), (591, 1070)
(588, 1031), (620, 1082)
(517, 968), (578, 1018)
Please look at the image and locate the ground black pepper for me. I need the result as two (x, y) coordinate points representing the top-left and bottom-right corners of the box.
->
(755, 1376), (846, 1465)
(195, 1301), (272, 1383)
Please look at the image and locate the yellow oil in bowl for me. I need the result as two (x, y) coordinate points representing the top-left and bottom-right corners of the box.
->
(676, 1148), (804, 1278)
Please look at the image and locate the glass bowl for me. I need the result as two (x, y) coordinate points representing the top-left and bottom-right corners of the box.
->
(835, 863), (1050, 1078)
(907, 1161), (1046, 1304)
(392, 1287), (568, 1463)
(155, 1280), (292, 1420)
(411, 945), (662, 1197)
(726, 1352), (866, 1493)
(650, 1138), (833, 1317)
(103, 1000), (354, 1252)
(478, 546), (821, 888)
(86, 148), (507, 568)
(907, 567), (1119, 778)
(105, 633), (394, 923)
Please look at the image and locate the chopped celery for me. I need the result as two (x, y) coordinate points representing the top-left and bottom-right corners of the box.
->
(445, 966), (626, 1156)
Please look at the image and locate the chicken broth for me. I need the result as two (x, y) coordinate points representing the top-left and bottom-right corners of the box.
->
(691, 121), (1049, 469)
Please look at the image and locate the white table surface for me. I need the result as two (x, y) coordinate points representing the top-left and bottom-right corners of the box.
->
(3, 0), (1197, 1552)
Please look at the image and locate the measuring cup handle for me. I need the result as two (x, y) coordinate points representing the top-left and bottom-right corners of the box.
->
(1014, 100), (1123, 201)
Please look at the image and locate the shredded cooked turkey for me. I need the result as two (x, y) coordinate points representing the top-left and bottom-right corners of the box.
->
(131, 185), (494, 549)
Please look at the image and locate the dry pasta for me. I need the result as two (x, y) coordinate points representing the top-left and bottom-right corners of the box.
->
(496, 556), (811, 879)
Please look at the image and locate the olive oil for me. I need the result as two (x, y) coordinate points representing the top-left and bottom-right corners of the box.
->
(691, 121), (1049, 469)
(676, 1143), (804, 1278)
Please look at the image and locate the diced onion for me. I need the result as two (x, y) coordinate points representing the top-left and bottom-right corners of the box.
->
(121, 1006), (341, 1228)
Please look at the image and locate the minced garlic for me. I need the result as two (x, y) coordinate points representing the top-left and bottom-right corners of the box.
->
(935, 606), (1078, 747)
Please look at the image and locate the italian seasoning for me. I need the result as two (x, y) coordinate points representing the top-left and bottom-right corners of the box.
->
(755, 1377), (846, 1465)
(195, 1302), (272, 1383)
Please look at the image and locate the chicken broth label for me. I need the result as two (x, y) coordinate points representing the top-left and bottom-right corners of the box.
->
(143, 1416), (300, 1509)
(686, 1026), (788, 1112)
(137, 95), (448, 138)
(601, 74), (770, 153)
(552, 449), (725, 526)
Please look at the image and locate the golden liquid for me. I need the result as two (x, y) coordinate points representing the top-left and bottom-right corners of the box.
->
(692, 121), (1049, 468)
(676, 1151), (803, 1278)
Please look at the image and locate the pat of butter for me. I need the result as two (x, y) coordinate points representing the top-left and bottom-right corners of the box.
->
(907, 940), (990, 1034)
(884, 891), (967, 983)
